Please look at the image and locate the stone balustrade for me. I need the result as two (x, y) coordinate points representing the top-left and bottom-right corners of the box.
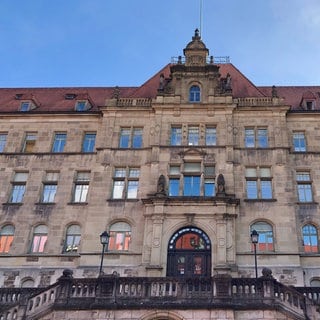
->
(116, 98), (152, 107)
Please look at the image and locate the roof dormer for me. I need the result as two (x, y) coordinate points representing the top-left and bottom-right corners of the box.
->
(300, 91), (317, 110)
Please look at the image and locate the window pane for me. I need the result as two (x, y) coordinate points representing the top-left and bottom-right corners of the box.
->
(261, 180), (272, 199)
(204, 179), (215, 196)
(245, 129), (255, 148)
(251, 222), (274, 252)
(82, 133), (96, 152)
(0, 134), (7, 152)
(297, 172), (310, 181)
(184, 163), (201, 172)
(113, 181), (124, 199)
(293, 132), (306, 152)
(10, 185), (26, 203)
(129, 169), (140, 178)
(132, 128), (142, 148)
(245, 168), (257, 178)
(205, 127), (216, 146)
(257, 129), (268, 148)
(170, 166), (180, 175)
(188, 127), (199, 146)
(298, 184), (313, 202)
(189, 86), (201, 102)
(204, 166), (215, 176)
(119, 128), (130, 148)
(127, 181), (138, 199)
(114, 168), (126, 177)
(246, 181), (257, 199)
(42, 185), (57, 202)
(184, 176), (200, 196)
(52, 133), (66, 152)
(169, 178), (180, 196)
(0, 226), (14, 253)
(303, 225), (318, 253)
(171, 127), (182, 146)
(260, 168), (271, 177)
(31, 235), (47, 253)
(74, 185), (89, 202)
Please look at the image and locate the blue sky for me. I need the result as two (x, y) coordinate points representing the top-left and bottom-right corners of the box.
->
(1, 0), (320, 88)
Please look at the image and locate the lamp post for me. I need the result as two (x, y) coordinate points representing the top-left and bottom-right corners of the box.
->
(250, 229), (259, 279)
(99, 231), (110, 276)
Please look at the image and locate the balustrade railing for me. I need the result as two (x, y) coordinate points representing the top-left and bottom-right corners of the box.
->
(0, 275), (319, 320)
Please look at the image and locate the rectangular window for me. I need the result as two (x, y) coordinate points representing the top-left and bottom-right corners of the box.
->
(245, 128), (268, 148)
(119, 127), (143, 148)
(112, 168), (140, 199)
(82, 132), (96, 152)
(188, 126), (199, 146)
(297, 172), (313, 202)
(170, 127), (182, 146)
(205, 127), (216, 146)
(245, 167), (272, 199)
(22, 132), (37, 152)
(0, 133), (7, 152)
(52, 133), (67, 152)
(72, 172), (90, 203)
(293, 132), (306, 152)
(9, 172), (28, 203)
(41, 172), (59, 203)
(204, 166), (215, 196)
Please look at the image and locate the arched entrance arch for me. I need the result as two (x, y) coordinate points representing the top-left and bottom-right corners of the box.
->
(167, 226), (211, 277)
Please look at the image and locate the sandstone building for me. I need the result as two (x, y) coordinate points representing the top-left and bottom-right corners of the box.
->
(0, 30), (320, 319)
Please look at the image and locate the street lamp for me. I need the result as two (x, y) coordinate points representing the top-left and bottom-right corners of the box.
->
(99, 231), (110, 276)
(250, 229), (259, 279)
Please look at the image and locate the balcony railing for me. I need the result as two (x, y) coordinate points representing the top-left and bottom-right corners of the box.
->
(0, 274), (319, 320)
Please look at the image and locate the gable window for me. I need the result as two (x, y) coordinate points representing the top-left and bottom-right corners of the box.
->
(250, 222), (274, 252)
(302, 224), (318, 253)
(20, 101), (32, 111)
(9, 172), (28, 203)
(169, 163), (215, 197)
(41, 172), (59, 203)
(296, 172), (313, 202)
(189, 85), (201, 102)
(75, 100), (91, 111)
(63, 224), (81, 253)
(205, 127), (216, 146)
(30, 225), (48, 253)
(109, 222), (131, 251)
(112, 168), (140, 199)
(52, 133), (67, 152)
(245, 128), (268, 148)
(246, 167), (272, 200)
(293, 132), (306, 152)
(22, 132), (37, 153)
(0, 133), (7, 152)
(170, 127), (182, 146)
(72, 172), (90, 203)
(119, 127), (143, 148)
(0, 225), (15, 253)
(82, 132), (96, 152)
(188, 126), (199, 146)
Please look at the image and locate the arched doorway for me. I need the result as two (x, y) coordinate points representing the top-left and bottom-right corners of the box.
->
(167, 226), (211, 277)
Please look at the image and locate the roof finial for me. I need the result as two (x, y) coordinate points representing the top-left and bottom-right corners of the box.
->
(195, 28), (200, 38)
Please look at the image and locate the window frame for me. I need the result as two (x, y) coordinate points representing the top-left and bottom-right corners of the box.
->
(22, 132), (37, 153)
(0, 225), (15, 253)
(0, 133), (7, 152)
(189, 85), (201, 103)
(245, 167), (273, 200)
(205, 126), (217, 146)
(41, 172), (59, 203)
(108, 222), (131, 252)
(52, 132), (67, 153)
(30, 225), (48, 254)
(112, 167), (140, 199)
(302, 224), (318, 253)
(63, 224), (81, 253)
(9, 172), (28, 203)
(293, 132), (307, 152)
(82, 132), (96, 153)
(250, 222), (274, 252)
(245, 127), (268, 148)
(296, 172), (313, 202)
(72, 171), (90, 203)
(119, 127), (143, 149)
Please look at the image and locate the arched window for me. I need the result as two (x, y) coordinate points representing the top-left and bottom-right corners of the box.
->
(0, 225), (15, 253)
(189, 85), (201, 102)
(63, 224), (81, 253)
(109, 222), (131, 251)
(250, 222), (274, 252)
(30, 225), (48, 253)
(310, 278), (320, 287)
(302, 224), (318, 253)
(167, 227), (211, 277)
(21, 278), (35, 288)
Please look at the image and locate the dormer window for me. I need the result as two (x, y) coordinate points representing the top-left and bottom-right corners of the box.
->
(189, 85), (201, 103)
(75, 100), (91, 111)
(20, 101), (36, 112)
(306, 101), (315, 110)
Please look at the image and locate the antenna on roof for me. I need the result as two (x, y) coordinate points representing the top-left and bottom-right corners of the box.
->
(199, 0), (203, 37)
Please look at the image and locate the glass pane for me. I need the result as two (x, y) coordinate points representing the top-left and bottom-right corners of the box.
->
(0, 225), (15, 235)
(257, 129), (268, 148)
(10, 185), (26, 203)
(260, 168), (271, 177)
(293, 132), (306, 152)
(129, 169), (140, 178)
(245, 168), (257, 177)
(74, 185), (89, 202)
(110, 222), (131, 232)
(52, 133), (66, 152)
(296, 172), (310, 181)
(246, 181), (257, 199)
(245, 129), (255, 148)
(184, 163), (201, 172)
(82, 133), (96, 152)
(298, 184), (313, 202)
(205, 127), (216, 146)
(114, 168), (126, 177)
(67, 225), (81, 234)
(169, 178), (180, 196)
(0, 134), (7, 152)
(188, 127), (199, 146)
(261, 180), (272, 199)
(132, 128), (142, 148)
(112, 181), (124, 199)
(303, 225), (318, 253)
(42, 185), (57, 202)
(169, 166), (180, 175)
(31, 235), (47, 253)
(171, 127), (182, 146)
(189, 86), (201, 102)
(119, 128), (130, 148)
(204, 180), (215, 196)
(0, 235), (13, 253)
(204, 166), (215, 176)
(127, 180), (138, 198)
(183, 176), (200, 196)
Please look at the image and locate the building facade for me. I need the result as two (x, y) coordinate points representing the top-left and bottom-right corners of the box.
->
(0, 30), (320, 319)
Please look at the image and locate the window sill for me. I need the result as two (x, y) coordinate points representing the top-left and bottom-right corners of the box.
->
(2, 202), (23, 206)
(67, 202), (88, 206)
(244, 198), (277, 202)
(107, 198), (139, 202)
(296, 202), (318, 205)
(35, 202), (56, 205)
